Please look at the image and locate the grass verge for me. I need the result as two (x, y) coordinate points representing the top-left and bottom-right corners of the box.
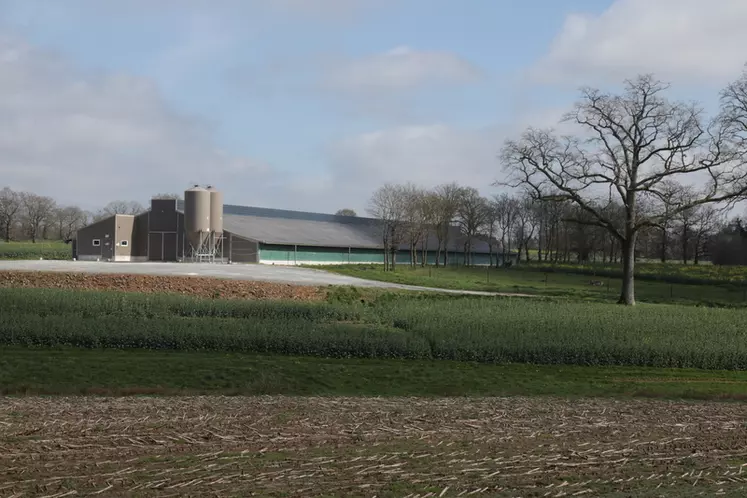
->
(323, 264), (747, 307)
(4, 347), (747, 400)
(0, 240), (70, 260)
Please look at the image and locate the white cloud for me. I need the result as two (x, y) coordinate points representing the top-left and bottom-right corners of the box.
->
(325, 127), (501, 212)
(0, 31), (504, 217)
(0, 35), (272, 210)
(316, 104), (570, 213)
(323, 46), (482, 94)
(532, 0), (747, 86)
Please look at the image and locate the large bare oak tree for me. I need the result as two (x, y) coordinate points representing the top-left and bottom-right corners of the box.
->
(499, 72), (747, 305)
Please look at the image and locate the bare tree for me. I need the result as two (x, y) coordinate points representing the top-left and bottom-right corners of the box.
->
(433, 183), (463, 266)
(418, 191), (440, 266)
(691, 206), (720, 264)
(399, 185), (430, 266)
(500, 73), (747, 305)
(455, 187), (489, 266)
(335, 208), (357, 217)
(367, 184), (408, 271)
(479, 200), (500, 266)
(101, 200), (145, 217)
(55, 206), (88, 242)
(0, 187), (22, 242)
(152, 193), (182, 200)
(514, 195), (538, 262)
(20, 192), (56, 243)
(493, 194), (520, 266)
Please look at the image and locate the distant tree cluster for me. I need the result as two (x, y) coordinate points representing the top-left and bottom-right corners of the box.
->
(0, 187), (151, 243)
(335, 208), (357, 217)
(367, 182), (540, 270)
(367, 181), (743, 271)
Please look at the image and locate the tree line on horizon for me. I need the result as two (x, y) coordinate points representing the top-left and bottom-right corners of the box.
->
(366, 181), (746, 270)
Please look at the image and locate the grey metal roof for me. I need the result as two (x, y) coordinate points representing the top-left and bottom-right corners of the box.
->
(219, 204), (497, 253)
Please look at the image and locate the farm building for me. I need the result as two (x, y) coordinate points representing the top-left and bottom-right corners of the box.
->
(74, 187), (516, 266)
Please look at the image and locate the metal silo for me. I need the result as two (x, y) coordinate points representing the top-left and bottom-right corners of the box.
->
(206, 185), (223, 235)
(184, 185), (211, 254)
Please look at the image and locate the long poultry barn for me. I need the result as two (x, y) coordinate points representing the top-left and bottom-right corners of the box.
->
(74, 185), (514, 266)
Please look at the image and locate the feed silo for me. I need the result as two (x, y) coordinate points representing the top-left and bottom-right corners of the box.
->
(206, 185), (223, 236)
(206, 185), (224, 257)
(184, 185), (211, 255)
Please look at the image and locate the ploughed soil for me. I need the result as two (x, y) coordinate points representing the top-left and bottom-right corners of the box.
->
(0, 270), (326, 301)
(2, 396), (747, 497)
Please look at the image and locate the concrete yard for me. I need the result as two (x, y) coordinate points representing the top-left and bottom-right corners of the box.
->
(0, 260), (531, 297)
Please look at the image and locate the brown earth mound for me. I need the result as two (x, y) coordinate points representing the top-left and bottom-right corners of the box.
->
(0, 270), (326, 301)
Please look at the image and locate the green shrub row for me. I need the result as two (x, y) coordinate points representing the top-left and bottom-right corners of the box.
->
(2, 288), (747, 370)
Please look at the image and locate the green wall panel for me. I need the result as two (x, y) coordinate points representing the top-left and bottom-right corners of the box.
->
(258, 244), (517, 266)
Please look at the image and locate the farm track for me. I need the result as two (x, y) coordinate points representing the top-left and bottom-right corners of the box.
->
(2, 396), (747, 497)
(0, 270), (326, 301)
(0, 260), (536, 298)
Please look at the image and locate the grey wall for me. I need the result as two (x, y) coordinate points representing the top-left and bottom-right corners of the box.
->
(76, 216), (115, 260)
(225, 232), (259, 263)
(148, 199), (179, 262)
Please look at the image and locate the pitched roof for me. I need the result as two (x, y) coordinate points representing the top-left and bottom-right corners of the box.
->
(177, 202), (500, 253)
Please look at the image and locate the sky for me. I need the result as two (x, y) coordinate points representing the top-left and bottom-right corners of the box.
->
(2, 0), (747, 214)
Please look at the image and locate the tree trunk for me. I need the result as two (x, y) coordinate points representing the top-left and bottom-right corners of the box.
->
(382, 235), (389, 271)
(536, 224), (543, 262)
(618, 235), (637, 305)
(443, 237), (449, 266)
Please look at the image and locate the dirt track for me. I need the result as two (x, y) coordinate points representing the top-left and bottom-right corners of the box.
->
(2, 396), (747, 497)
(0, 270), (326, 301)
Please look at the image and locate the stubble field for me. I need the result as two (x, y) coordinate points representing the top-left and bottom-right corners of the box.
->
(2, 396), (747, 497)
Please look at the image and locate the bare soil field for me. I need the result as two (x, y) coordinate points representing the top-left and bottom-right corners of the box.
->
(2, 396), (747, 497)
(0, 270), (325, 301)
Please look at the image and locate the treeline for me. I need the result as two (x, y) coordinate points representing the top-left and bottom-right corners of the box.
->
(0, 187), (179, 243)
(367, 182), (747, 268)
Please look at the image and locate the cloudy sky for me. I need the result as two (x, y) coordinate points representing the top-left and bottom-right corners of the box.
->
(1, 0), (746, 213)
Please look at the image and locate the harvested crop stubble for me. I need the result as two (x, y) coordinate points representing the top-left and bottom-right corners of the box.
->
(0, 270), (325, 301)
(2, 396), (747, 497)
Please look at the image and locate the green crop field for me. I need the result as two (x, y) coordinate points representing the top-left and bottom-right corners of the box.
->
(3, 287), (747, 370)
(0, 240), (71, 260)
(324, 264), (747, 306)
(5, 347), (747, 399)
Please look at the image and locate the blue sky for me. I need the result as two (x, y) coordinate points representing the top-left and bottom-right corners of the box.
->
(1, 0), (746, 213)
